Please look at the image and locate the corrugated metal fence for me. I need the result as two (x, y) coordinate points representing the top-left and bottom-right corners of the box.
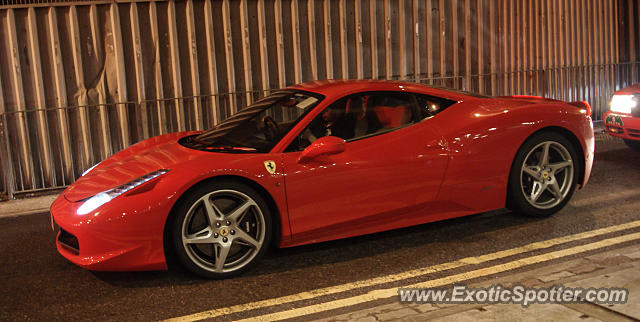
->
(0, 0), (639, 199)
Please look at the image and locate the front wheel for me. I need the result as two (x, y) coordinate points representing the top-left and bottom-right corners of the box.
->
(507, 132), (580, 217)
(171, 181), (272, 279)
(624, 139), (640, 152)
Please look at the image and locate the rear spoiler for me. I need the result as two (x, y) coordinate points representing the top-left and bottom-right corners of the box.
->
(499, 95), (592, 116)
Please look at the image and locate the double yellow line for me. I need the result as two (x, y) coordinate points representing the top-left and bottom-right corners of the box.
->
(165, 220), (640, 322)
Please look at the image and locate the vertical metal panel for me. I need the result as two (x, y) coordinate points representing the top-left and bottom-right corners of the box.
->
(274, 0), (286, 86)
(369, 0), (377, 79)
(338, 0), (348, 79)
(595, 0), (603, 109)
(450, 0), (458, 87)
(0, 62), (15, 197)
(167, 0), (185, 129)
(557, 0), (565, 101)
(290, 0), (303, 83)
(185, 0), (203, 130)
(6, 8), (35, 189)
(489, 0), (496, 95)
(567, 0), (574, 100)
(397, 0), (406, 80)
(0, 0), (638, 197)
(306, 0), (318, 80)
(130, 2), (150, 138)
(322, 0), (333, 79)
(463, 0), (470, 90)
(88, 4), (112, 160)
(46, 7), (73, 183)
(424, 0), (432, 81)
(354, 0), (363, 79)
(627, 0), (636, 81)
(526, 0), (533, 95)
(109, 3), (130, 147)
(438, 0), (445, 84)
(614, 0), (619, 64)
(384, 0), (391, 79)
(256, 0), (270, 95)
(26, 7), (54, 186)
(411, 0), (418, 81)
(149, 1), (167, 135)
(475, 0), (483, 93)
(69, 5), (92, 168)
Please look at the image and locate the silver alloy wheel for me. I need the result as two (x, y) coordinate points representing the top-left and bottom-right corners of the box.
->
(181, 189), (266, 273)
(520, 141), (574, 209)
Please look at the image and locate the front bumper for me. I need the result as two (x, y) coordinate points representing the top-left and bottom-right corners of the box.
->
(50, 191), (171, 271)
(603, 112), (640, 141)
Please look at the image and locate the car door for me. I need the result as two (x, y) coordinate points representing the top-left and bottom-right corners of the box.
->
(280, 91), (451, 244)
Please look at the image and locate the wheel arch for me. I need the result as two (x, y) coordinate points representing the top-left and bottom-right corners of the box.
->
(506, 126), (586, 208)
(532, 126), (585, 187)
(162, 175), (282, 268)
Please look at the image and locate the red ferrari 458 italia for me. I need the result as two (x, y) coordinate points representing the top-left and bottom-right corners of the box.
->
(51, 80), (594, 278)
(603, 83), (640, 151)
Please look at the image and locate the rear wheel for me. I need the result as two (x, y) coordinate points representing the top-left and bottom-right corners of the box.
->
(171, 181), (272, 279)
(624, 139), (640, 152)
(507, 132), (579, 217)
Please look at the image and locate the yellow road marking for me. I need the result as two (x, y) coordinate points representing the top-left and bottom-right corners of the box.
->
(164, 220), (640, 322)
(238, 231), (640, 322)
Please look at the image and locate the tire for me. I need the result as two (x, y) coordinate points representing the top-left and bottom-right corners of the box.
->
(170, 180), (272, 279)
(507, 131), (580, 217)
(624, 139), (640, 152)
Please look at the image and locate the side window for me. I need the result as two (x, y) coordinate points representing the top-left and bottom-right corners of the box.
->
(365, 93), (417, 133)
(286, 92), (419, 152)
(415, 94), (456, 119)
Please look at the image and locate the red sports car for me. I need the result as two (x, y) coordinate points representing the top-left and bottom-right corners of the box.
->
(51, 80), (594, 278)
(604, 83), (640, 151)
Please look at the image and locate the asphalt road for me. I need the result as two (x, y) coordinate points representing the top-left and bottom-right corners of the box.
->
(1, 133), (639, 321)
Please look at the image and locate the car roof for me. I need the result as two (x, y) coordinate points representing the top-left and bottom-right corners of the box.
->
(287, 79), (478, 102)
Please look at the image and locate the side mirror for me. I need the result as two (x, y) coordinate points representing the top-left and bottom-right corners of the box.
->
(297, 136), (346, 163)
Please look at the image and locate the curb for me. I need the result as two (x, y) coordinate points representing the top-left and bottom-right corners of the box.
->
(0, 194), (58, 219)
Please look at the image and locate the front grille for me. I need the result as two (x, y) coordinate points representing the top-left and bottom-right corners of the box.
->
(58, 228), (79, 254)
(628, 129), (640, 138)
(606, 125), (623, 134)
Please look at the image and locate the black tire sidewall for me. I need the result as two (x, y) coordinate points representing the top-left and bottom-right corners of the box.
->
(507, 131), (580, 217)
(170, 180), (272, 279)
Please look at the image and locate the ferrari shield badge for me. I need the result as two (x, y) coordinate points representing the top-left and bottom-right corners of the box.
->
(264, 160), (277, 174)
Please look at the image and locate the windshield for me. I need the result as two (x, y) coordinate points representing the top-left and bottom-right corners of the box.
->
(192, 90), (323, 152)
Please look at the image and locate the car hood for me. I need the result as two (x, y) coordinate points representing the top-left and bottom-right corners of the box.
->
(614, 83), (640, 95)
(64, 132), (200, 202)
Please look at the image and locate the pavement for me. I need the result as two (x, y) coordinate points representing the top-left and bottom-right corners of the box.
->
(0, 193), (58, 218)
(311, 243), (640, 322)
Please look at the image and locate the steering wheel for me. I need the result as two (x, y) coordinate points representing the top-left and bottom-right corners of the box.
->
(261, 116), (281, 142)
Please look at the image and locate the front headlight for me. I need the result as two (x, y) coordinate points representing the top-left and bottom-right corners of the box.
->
(76, 169), (170, 215)
(609, 95), (637, 114)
